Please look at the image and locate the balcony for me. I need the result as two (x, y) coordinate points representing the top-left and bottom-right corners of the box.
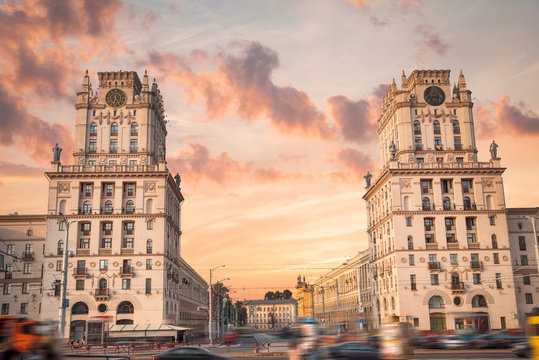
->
(447, 242), (459, 250)
(415, 146), (423, 151)
(470, 261), (483, 271)
(451, 282), (465, 294)
(76, 248), (90, 255)
(95, 289), (110, 301)
(455, 145), (463, 151)
(121, 248), (134, 255)
(411, 284), (417, 291)
(119, 266), (134, 277)
(73, 268), (88, 278)
(4, 272), (12, 279)
(98, 248), (112, 255)
(468, 242), (480, 249)
(22, 252), (34, 261)
(428, 262), (441, 271)
(125, 230), (134, 235)
(426, 242), (438, 250)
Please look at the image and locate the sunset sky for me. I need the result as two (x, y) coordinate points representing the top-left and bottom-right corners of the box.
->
(1, 0), (538, 300)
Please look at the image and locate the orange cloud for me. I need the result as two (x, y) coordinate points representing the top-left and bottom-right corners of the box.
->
(0, 161), (44, 178)
(475, 95), (539, 138)
(148, 41), (335, 139)
(334, 147), (376, 181)
(415, 25), (451, 56)
(167, 142), (288, 185)
(344, 0), (370, 9)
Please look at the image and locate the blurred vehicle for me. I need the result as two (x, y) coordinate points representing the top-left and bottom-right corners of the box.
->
(471, 332), (523, 349)
(512, 341), (531, 358)
(279, 325), (295, 339)
(235, 327), (254, 338)
(366, 335), (381, 349)
(151, 346), (232, 360)
(413, 335), (443, 349)
(324, 341), (379, 360)
(380, 322), (414, 359)
(223, 331), (237, 344)
(0, 316), (46, 355)
(527, 306), (539, 358)
(440, 335), (471, 350)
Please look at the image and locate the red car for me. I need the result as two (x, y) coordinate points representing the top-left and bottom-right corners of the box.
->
(223, 331), (237, 344)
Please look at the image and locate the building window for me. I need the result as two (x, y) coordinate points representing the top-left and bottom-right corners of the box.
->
(410, 274), (416, 291)
(145, 278), (151, 294)
(463, 196), (472, 210)
(76, 280), (84, 290)
(56, 260), (63, 271)
(147, 239), (153, 254)
(123, 238), (134, 248)
(493, 253), (499, 264)
(130, 139), (138, 153)
(147, 220), (153, 230)
(518, 222), (523, 230)
(57, 240), (64, 255)
(421, 180), (431, 194)
(430, 274), (439, 285)
(72, 302), (88, 314)
(456, 157), (463, 165)
(443, 197), (451, 210)
(414, 136), (422, 150)
(90, 122), (98, 136)
(3, 284), (10, 295)
(82, 201), (92, 214)
(425, 234), (435, 243)
(450, 254), (458, 265)
(465, 217), (475, 230)
(519, 236), (527, 251)
(101, 238), (112, 249)
(422, 197), (431, 211)
(59, 221), (65, 231)
(88, 139), (97, 153)
(124, 183), (135, 197)
(104, 200), (113, 214)
(462, 179), (472, 193)
(452, 120), (460, 133)
(79, 238), (90, 249)
(102, 222), (112, 233)
(521, 255), (529, 266)
(125, 200), (135, 214)
(124, 221), (135, 232)
(433, 120), (441, 134)
(21, 283), (28, 294)
(472, 295), (487, 308)
(103, 183), (114, 197)
(523, 276), (531, 285)
(1, 304), (9, 315)
(122, 279), (131, 290)
(473, 273), (481, 284)
(146, 259), (152, 270)
(99, 260), (108, 271)
(406, 217), (412, 227)
(496, 273), (502, 289)
(489, 216), (495, 225)
(23, 263), (31, 274)
(131, 122), (138, 136)
(110, 122), (118, 136)
(441, 179), (452, 193)
(492, 234), (498, 249)
(409, 254), (415, 266)
(434, 136), (442, 149)
(110, 138), (118, 153)
(413, 120), (421, 133)
(428, 296), (444, 309)
(526, 293), (534, 304)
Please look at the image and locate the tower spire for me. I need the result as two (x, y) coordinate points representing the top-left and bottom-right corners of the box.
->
(458, 69), (467, 90)
(401, 70), (408, 89)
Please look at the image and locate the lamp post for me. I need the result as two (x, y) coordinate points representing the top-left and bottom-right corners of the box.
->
(216, 277), (230, 341)
(209, 265), (225, 344)
(59, 212), (76, 340)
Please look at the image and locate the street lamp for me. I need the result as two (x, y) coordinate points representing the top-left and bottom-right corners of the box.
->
(59, 212), (76, 340)
(209, 265), (225, 344)
(216, 277), (230, 340)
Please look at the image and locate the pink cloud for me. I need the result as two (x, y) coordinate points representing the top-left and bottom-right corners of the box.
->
(344, 0), (370, 9)
(148, 42), (335, 139)
(415, 25), (451, 56)
(335, 147), (376, 181)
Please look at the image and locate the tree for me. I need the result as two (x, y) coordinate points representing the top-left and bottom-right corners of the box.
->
(264, 291), (275, 300)
(265, 289), (293, 300)
(235, 301), (248, 327)
(283, 289), (292, 299)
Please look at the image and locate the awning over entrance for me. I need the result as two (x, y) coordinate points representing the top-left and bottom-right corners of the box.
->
(106, 324), (191, 338)
(448, 312), (489, 317)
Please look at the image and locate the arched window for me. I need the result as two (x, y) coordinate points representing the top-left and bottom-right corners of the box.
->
(463, 196), (471, 210)
(104, 200), (113, 214)
(433, 120), (441, 134)
(99, 278), (107, 289)
(130, 122), (138, 136)
(472, 295), (488, 308)
(422, 197), (431, 211)
(57, 240), (64, 256)
(117, 301), (134, 314)
(59, 199), (66, 214)
(72, 302), (89, 315)
(83, 201), (92, 214)
(428, 296), (445, 309)
(491, 234), (498, 249)
(110, 122), (118, 136)
(146, 239), (153, 254)
(413, 120), (421, 134)
(146, 198), (153, 214)
(125, 200), (135, 214)
(486, 195), (493, 210)
(403, 196), (410, 211)
(90, 122), (98, 136)
(443, 197), (451, 210)
(453, 120), (460, 133)
(407, 235), (413, 250)
(384, 298), (387, 311)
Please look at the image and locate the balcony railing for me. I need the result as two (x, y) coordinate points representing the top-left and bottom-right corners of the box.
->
(76, 248), (90, 255)
(94, 289), (110, 300)
(455, 145), (463, 150)
(4, 272), (12, 279)
(428, 262), (441, 271)
(73, 268), (88, 278)
(51, 164), (160, 174)
(22, 252), (34, 261)
(98, 248), (112, 255)
(426, 243), (438, 250)
(121, 248), (134, 254)
(119, 266), (134, 277)
(470, 261), (483, 271)
(451, 282), (464, 290)
(447, 242), (459, 249)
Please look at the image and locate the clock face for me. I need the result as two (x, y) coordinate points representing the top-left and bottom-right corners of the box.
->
(105, 88), (127, 107)
(423, 86), (445, 106)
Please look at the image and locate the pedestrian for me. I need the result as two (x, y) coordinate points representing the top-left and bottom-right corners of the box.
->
(70, 339), (74, 348)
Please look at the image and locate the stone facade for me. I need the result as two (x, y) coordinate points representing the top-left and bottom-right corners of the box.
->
(363, 70), (519, 332)
(246, 299), (297, 330)
(0, 215), (46, 320)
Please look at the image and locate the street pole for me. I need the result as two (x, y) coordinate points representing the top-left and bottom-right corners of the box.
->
(523, 214), (539, 279)
(59, 213), (76, 340)
(209, 265), (225, 344)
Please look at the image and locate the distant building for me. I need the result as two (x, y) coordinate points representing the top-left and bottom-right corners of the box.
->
(245, 299), (297, 330)
(507, 208), (539, 327)
(296, 276), (314, 319)
(0, 215), (46, 320)
(363, 70), (519, 332)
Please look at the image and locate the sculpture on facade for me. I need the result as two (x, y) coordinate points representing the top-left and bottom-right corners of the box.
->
(489, 140), (499, 159)
(52, 143), (62, 162)
(174, 173), (181, 188)
(364, 171), (372, 188)
(389, 140), (397, 160)
(158, 143), (166, 162)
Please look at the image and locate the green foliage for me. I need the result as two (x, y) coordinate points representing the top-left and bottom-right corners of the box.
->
(264, 289), (293, 300)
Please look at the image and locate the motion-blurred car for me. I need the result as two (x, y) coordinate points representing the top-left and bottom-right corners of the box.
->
(151, 346), (233, 360)
(324, 341), (379, 360)
(440, 335), (471, 349)
(223, 331), (237, 344)
(413, 335), (443, 349)
(512, 341), (531, 358)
